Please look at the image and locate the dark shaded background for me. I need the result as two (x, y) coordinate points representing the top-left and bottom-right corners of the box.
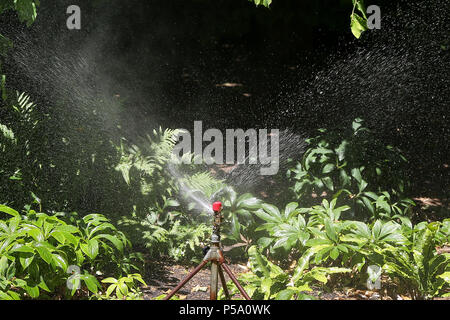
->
(0, 0), (448, 207)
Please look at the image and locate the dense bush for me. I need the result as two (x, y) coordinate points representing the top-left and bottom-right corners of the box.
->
(0, 205), (144, 299)
(222, 205), (449, 300)
(287, 118), (415, 220)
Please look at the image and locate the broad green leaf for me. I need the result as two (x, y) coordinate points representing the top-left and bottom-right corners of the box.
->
(19, 252), (34, 270)
(324, 219), (338, 243)
(81, 239), (99, 260)
(351, 167), (362, 184)
(24, 285), (39, 298)
(438, 272), (450, 284)
(330, 247), (339, 260)
(257, 237), (272, 248)
(52, 254), (68, 271)
(34, 244), (53, 265)
(50, 230), (65, 244)
(0, 205), (19, 217)
(93, 234), (124, 252)
(275, 289), (295, 300)
(322, 163), (335, 174)
(81, 274), (100, 294)
(284, 202), (298, 219)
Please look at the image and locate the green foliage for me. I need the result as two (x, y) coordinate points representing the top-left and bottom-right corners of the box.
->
(244, 192), (448, 299)
(99, 273), (146, 300)
(220, 245), (351, 300)
(119, 213), (211, 262)
(350, 0), (368, 38)
(214, 187), (262, 245)
(115, 128), (180, 201)
(0, 0), (39, 71)
(0, 0), (39, 26)
(255, 202), (311, 253)
(377, 221), (450, 299)
(249, 0), (369, 38)
(0, 91), (132, 219)
(287, 118), (414, 221)
(249, 0), (272, 8)
(0, 205), (143, 299)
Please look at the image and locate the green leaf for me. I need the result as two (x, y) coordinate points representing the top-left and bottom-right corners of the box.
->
(372, 220), (382, 239)
(351, 167), (362, 184)
(0, 205), (19, 217)
(310, 272), (327, 283)
(261, 203), (281, 219)
(81, 239), (99, 260)
(352, 117), (364, 132)
(257, 237), (272, 249)
(230, 213), (241, 241)
(237, 194), (261, 209)
(87, 223), (115, 239)
(306, 238), (332, 247)
(19, 252), (34, 270)
(330, 247), (339, 260)
(50, 230), (65, 244)
(358, 179), (368, 192)
(81, 274), (101, 294)
(254, 208), (281, 223)
(0, 256), (8, 275)
(350, 12), (368, 39)
(102, 277), (118, 284)
(24, 285), (39, 298)
(34, 243), (53, 265)
(438, 272), (450, 284)
(284, 202), (298, 219)
(118, 281), (128, 297)
(360, 196), (375, 214)
(322, 177), (334, 191)
(28, 228), (44, 242)
(261, 278), (272, 298)
(322, 163), (335, 174)
(275, 289), (295, 300)
(14, 0), (38, 26)
(106, 283), (116, 297)
(93, 234), (124, 252)
(339, 169), (350, 186)
(324, 219), (338, 243)
(335, 140), (348, 162)
(52, 254), (68, 271)
(251, 0), (272, 8)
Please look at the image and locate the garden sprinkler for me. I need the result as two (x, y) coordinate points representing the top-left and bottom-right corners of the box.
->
(163, 201), (251, 300)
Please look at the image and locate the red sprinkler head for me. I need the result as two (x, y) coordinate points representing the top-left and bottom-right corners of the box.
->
(212, 201), (222, 213)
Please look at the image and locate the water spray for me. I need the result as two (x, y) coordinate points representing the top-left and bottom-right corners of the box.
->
(164, 201), (250, 300)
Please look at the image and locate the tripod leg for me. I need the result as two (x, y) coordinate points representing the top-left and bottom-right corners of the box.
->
(218, 265), (231, 300)
(210, 261), (219, 300)
(163, 260), (208, 300)
(221, 263), (251, 300)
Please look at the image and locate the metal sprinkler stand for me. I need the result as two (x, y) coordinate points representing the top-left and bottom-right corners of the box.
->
(163, 202), (251, 300)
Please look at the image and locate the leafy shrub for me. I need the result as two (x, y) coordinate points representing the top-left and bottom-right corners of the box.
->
(244, 195), (449, 299)
(376, 220), (450, 299)
(98, 274), (146, 300)
(219, 245), (351, 300)
(287, 118), (414, 220)
(212, 187), (262, 249)
(254, 202), (311, 254)
(0, 205), (143, 299)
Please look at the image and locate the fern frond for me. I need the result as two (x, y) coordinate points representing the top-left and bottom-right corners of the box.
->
(14, 92), (36, 115)
(0, 123), (16, 144)
(115, 128), (182, 184)
(183, 171), (225, 198)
